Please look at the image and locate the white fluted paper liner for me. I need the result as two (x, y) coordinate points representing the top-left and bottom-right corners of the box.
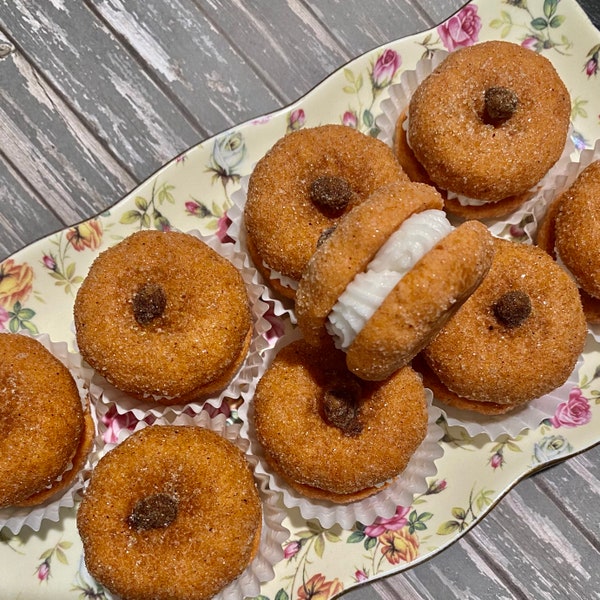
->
(434, 352), (585, 441)
(0, 332), (99, 535)
(376, 48), (576, 243)
(83, 410), (289, 600)
(227, 175), (298, 322)
(249, 386), (444, 531)
(536, 139), (600, 343)
(92, 227), (288, 421)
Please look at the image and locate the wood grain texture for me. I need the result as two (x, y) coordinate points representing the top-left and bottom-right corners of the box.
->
(0, 1), (599, 599)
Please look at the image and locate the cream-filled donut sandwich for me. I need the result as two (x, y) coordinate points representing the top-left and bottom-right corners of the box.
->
(296, 181), (495, 380)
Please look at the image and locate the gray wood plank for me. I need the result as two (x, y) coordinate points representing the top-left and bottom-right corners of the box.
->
(202, 0), (354, 104)
(88, 0), (282, 135)
(0, 2), (199, 180)
(0, 161), (63, 261)
(0, 48), (136, 252)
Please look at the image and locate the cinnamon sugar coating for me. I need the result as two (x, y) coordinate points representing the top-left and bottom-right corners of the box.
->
(423, 239), (586, 411)
(244, 124), (408, 298)
(0, 334), (86, 507)
(77, 426), (262, 600)
(554, 160), (600, 301)
(252, 339), (428, 503)
(74, 230), (252, 404)
(406, 41), (570, 214)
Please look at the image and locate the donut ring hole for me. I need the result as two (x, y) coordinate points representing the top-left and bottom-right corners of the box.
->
(309, 175), (353, 215)
(321, 374), (363, 436)
(492, 290), (532, 328)
(127, 492), (179, 531)
(482, 86), (519, 126)
(132, 282), (167, 325)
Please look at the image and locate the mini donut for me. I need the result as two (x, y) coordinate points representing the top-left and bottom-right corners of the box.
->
(0, 333), (90, 508)
(244, 124), (408, 298)
(252, 339), (428, 503)
(77, 425), (262, 600)
(421, 238), (587, 413)
(74, 230), (252, 404)
(538, 160), (600, 323)
(296, 181), (495, 380)
(404, 41), (570, 218)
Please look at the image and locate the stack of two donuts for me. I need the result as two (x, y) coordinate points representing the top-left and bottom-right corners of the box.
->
(393, 40), (571, 219)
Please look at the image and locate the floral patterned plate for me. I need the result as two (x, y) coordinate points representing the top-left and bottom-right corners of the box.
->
(2, 0), (600, 598)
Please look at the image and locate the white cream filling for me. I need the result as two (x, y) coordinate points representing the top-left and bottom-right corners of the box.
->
(326, 209), (453, 349)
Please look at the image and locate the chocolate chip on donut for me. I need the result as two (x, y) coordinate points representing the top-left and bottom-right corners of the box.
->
(132, 282), (167, 325)
(483, 86), (518, 125)
(493, 290), (531, 328)
(310, 175), (353, 213)
(128, 493), (178, 530)
(322, 376), (363, 436)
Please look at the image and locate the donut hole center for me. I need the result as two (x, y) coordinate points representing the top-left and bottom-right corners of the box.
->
(132, 282), (167, 325)
(482, 86), (518, 126)
(127, 492), (178, 531)
(321, 375), (363, 436)
(492, 290), (531, 328)
(309, 175), (353, 215)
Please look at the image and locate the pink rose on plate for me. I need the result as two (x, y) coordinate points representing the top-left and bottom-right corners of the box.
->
(550, 387), (592, 428)
(371, 49), (401, 89)
(364, 505), (410, 538)
(438, 4), (482, 52)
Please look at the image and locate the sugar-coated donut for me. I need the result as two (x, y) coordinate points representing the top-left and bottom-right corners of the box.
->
(422, 239), (586, 413)
(0, 333), (89, 507)
(538, 160), (600, 323)
(77, 426), (262, 600)
(403, 41), (570, 218)
(252, 339), (428, 503)
(244, 124), (408, 298)
(74, 230), (252, 404)
(296, 181), (494, 380)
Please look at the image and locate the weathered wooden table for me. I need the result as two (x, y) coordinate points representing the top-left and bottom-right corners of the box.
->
(1, 1), (599, 599)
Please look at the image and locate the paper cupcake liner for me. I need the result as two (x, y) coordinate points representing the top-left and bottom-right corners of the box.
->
(81, 410), (289, 600)
(536, 138), (600, 343)
(377, 48), (576, 243)
(434, 351), (585, 441)
(0, 332), (99, 535)
(92, 227), (288, 421)
(248, 380), (444, 531)
(228, 175), (298, 321)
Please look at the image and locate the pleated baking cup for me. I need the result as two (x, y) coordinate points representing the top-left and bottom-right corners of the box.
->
(80, 410), (289, 600)
(90, 227), (290, 421)
(227, 175), (300, 316)
(376, 48), (575, 242)
(433, 351), (585, 441)
(535, 138), (600, 343)
(248, 384), (444, 531)
(0, 332), (99, 535)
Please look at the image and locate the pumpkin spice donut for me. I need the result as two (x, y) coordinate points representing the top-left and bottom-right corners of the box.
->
(77, 425), (262, 600)
(421, 238), (587, 414)
(243, 123), (408, 298)
(399, 40), (570, 219)
(252, 339), (428, 503)
(74, 230), (252, 405)
(0, 333), (93, 508)
(537, 159), (600, 323)
(296, 181), (494, 381)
